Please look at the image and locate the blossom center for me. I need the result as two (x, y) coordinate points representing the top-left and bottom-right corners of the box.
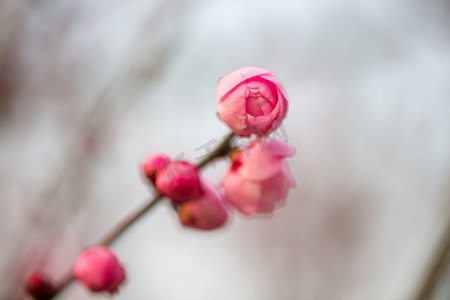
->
(245, 88), (274, 117)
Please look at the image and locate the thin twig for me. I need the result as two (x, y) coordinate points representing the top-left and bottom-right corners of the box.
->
(48, 132), (235, 299)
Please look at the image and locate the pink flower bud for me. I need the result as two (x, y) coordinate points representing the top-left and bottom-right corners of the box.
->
(155, 160), (203, 202)
(141, 153), (170, 182)
(73, 247), (126, 294)
(178, 181), (229, 230)
(26, 271), (56, 300)
(217, 66), (288, 137)
(222, 139), (295, 215)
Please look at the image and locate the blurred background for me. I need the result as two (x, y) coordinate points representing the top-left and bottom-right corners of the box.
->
(0, 0), (449, 299)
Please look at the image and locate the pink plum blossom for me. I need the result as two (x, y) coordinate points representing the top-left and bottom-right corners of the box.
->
(178, 181), (229, 230)
(222, 139), (295, 215)
(155, 160), (203, 202)
(73, 247), (126, 294)
(141, 152), (170, 182)
(217, 66), (288, 137)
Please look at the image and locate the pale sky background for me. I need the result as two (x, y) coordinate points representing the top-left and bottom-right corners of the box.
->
(0, 0), (449, 299)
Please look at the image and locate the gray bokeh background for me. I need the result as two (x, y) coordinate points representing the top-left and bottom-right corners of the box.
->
(1, 0), (449, 299)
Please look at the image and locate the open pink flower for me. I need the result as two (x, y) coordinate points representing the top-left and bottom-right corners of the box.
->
(217, 67), (288, 136)
(178, 181), (229, 230)
(222, 139), (295, 215)
(155, 160), (203, 202)
(73, 247), (126, 294)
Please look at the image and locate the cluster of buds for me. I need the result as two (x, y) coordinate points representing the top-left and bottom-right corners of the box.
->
(142, 67), (295, 230)
(142, 155), (229, 230)
(26, 67), (295, 299)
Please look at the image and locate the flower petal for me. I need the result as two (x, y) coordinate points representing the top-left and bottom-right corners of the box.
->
(222, 171), (262, 215)
(237, 143), (283, 181)
(263, 139), (296, 158)
(217, 83), (252, 136)
(217, 66), (272, 101)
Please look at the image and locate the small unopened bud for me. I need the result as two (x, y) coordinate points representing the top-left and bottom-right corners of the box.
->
(26, 271), (56, 300)
(155, 160), (203, 202)
(73, 247), (126, 294)
(141, 153), (170, 182)
(178, 181), (229, 230)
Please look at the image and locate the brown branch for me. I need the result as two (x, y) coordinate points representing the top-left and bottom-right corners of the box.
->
(47, 132), (235, 299)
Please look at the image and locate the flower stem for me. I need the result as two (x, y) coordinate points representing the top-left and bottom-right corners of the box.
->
(47, 132), (235, 299)
(99, 194), (164, 247)
(196, 132), (235, 169)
